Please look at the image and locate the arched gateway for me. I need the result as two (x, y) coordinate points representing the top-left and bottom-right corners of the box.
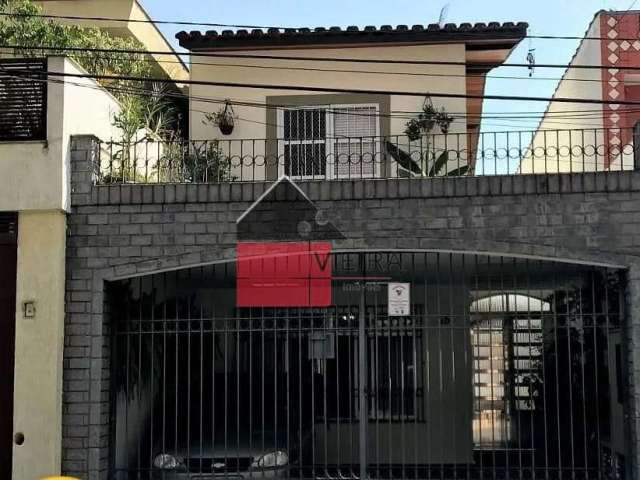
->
(107, 250), (627, 480)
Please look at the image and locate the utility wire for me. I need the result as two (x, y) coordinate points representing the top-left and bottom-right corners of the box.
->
(1, 44), (631, 86)
(2, 65), (628, 133)
(23, 67), (640, 106)
(6, 43), (640, 72)
(2, 61), (624, 126)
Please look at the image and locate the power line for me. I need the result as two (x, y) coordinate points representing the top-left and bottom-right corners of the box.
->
(1, 62), (605, 127)
(2, 64), (627, 134)
(6, 42), (640, 72)
(2, 44), (633, 87)
(27, 67), (640, 106)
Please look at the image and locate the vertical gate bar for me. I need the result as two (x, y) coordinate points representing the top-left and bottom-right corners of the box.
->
(186, 272), (192, 472)
(462, 254), (471, 480)
(424, 252), (431, 479)
(285, 307), (290, 479)
(448, 253), (462, 478)
(137, 277), (143, 475)
(260, 305), (265, 478)
(323, 304), (328, 476)
(347, 303), (353, 478)
(297, 307), (303, 477)
(579, 277), (589, 475)
(486, 255), (496, 480)
(237, 303), (241, 476)
(248, 306), (254, 477)
(538, 261), (550, 480)
(473, 254), (483, 480)
(412, 252), (419, 480)
(149, 275), (156, 476)
(552, 270), (562, 479)
(173, 271), (179, 476)
(436, 251), (444, 480)
(124, 280), (131, 475)
(565, 279), (577, 479)
(274, 309), (279, 476)
(374, 282), (381, 479)
(310, 305), (316, 479)
(387, 278), (393, 477)
(591, 268), (602, 480)
(223, 297), (229, 478)
(210, 272), (216, 480)
(197, 270), (203, 475)
(500, 256), (512, 479)
(333, 302), (342, 476)
(602, 270), (613, 480)
(161, 274), (168, 480)
(525, 258), (535, 478)
(401, 275), (407, 479)
(359, 271), (368, 480)
(239, 312), (244, 475)
(383, 282), (394, 477)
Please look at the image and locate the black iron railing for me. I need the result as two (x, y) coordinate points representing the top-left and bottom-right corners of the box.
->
(0, 58), (47, 142)
(96, 128), (638, 184)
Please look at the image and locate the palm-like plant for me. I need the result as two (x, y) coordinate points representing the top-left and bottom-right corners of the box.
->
(386, 96), (469, 177)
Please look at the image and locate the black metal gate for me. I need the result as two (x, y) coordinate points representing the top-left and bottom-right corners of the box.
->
(108, 251), (628, 479)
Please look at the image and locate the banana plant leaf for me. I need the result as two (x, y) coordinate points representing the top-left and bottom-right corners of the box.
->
(385, 141), (422, 175)
(446, 165), (470, 176)
(427, 151), (449, 177)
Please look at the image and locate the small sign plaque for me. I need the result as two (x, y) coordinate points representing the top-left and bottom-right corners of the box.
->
(388, 283), (410, 316)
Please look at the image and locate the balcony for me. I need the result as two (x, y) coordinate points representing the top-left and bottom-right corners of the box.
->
(95, 127), (638, 184)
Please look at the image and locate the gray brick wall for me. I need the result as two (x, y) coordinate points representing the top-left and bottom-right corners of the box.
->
(65, 135), (640, 479)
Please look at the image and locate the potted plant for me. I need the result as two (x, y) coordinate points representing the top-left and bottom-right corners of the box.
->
(205, 101), (236, 135)
(385, 96), (467, 177)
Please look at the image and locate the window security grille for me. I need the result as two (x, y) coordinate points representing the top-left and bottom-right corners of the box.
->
(280, 105), (379, 179)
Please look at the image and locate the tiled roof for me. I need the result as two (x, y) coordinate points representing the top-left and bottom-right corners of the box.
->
(176, 22), (528, 50)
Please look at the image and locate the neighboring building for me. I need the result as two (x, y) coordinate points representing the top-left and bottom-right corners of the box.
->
(36, 0), (189, 83)
(176, 23), (527, 180)
(521, 10), (640, 173)
(0, 56), (122, 480)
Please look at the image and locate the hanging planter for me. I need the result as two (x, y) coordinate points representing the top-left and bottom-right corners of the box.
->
(205, 100), (236, 136)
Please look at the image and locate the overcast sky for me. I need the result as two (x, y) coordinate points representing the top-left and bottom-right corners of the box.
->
(144, 0), (638, 131)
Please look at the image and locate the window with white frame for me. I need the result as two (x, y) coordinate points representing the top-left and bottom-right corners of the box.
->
(278, 104), (379, 179)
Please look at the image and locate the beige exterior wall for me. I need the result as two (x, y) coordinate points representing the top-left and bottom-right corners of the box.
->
(521, 16), (623, 173)
(0, 56), (121, 212)
(0, 56), (119, 478)
(189, 44), (468, 180)
(11, 210), (66, 480)
(36, 0), (189, 82)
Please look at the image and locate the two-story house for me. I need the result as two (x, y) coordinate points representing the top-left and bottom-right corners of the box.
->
(2, 10), (636, 480)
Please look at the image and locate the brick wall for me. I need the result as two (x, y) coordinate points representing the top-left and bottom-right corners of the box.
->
(65, 135), (640, 479)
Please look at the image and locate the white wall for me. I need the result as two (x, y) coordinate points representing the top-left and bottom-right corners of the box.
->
(521, 15), (611, 173)
(1, 56), (120, 480)
(0, 56), (121, 212)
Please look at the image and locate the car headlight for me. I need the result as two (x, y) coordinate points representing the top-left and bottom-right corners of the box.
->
(255, 450), (289, 468)
(153, 453), (184, 470)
